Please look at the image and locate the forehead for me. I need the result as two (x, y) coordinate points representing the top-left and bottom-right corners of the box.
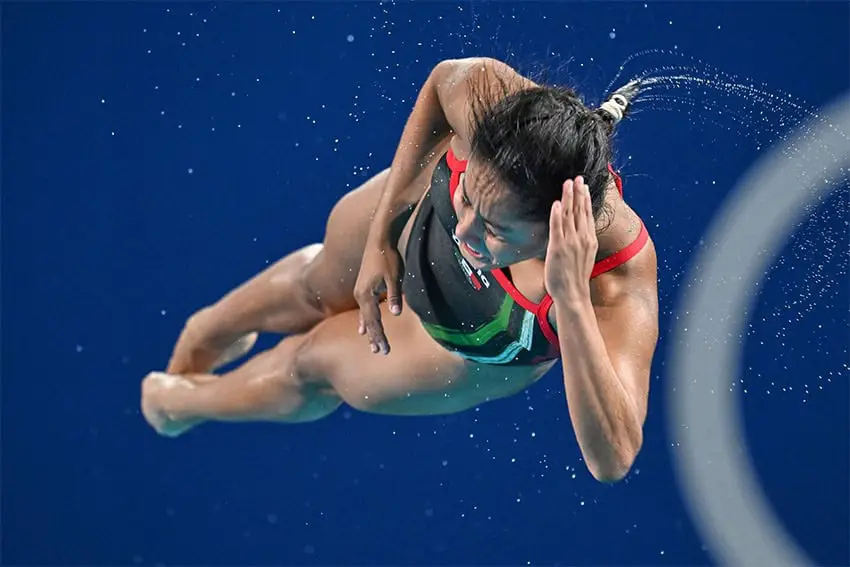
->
(461, 169), (540, 230)
(462, 167), (507, 207)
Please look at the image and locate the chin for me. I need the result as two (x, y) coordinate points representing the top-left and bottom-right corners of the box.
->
(478, 255), (508, 271)
(465, 254), (489, 270)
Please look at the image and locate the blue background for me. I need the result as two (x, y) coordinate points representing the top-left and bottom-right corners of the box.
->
(3, 2), (848, 566)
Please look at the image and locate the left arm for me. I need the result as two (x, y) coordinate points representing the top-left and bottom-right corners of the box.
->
(550, 249), (658, 482)
(544, 178), (659, 483)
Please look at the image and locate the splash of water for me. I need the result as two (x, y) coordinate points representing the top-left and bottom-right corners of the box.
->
(610, 49), (848, 398)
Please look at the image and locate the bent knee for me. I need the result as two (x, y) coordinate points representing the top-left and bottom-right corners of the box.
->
(289, 329), (332, 387)
(294, 245), (330, 315)
(289, 243), (356, 321)
(299, 244), (361, 316)
(299, 243), (324, 265)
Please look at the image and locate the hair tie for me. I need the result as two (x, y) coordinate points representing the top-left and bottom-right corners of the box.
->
(599, 93), (629, 124)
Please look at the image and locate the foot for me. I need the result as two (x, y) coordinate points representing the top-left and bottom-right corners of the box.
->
(141, 372), (201, 437)
(211, 332), (258, 371)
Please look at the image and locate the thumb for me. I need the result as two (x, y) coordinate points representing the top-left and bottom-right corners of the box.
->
(385, 272), (403, 316)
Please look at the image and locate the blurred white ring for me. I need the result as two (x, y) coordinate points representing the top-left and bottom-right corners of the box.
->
(668, 91), (850, 566)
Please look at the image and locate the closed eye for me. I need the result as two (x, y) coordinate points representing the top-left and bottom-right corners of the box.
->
(461, 179), (508, 240)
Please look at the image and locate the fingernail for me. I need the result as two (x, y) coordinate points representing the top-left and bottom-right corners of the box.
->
(390, 305), (400, 315)
(371, 343), (378, 353)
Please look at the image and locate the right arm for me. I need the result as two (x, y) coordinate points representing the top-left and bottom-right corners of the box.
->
(368, 58), (461, 237)
(371, 57), (535, 234)
(355, 57), (536, 354)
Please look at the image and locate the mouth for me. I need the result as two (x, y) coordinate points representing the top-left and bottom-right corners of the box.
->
(462, 241), (489, 263)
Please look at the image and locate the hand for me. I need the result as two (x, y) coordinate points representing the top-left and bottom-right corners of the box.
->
(353, 236), (404, 355)
(544, 177), (598, 301)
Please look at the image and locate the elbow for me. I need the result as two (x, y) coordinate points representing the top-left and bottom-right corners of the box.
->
(429, 57), (495, 93)
(432, 57), (489, 74)
(588, 460), (632, 484)
(586, 432), (643, 484)
(429, 58), (465, 86)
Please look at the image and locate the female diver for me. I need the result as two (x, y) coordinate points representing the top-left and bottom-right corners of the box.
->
(141, 57), (659, 482)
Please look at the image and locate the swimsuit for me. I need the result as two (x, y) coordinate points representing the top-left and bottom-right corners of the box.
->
(401, 149), (649, 366)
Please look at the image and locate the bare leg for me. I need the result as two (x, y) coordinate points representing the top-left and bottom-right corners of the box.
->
(141, 302), (480, 437)
(165, 170), (391, 375)
(215, 168), (393, 333)
(210, 332), (259, 371)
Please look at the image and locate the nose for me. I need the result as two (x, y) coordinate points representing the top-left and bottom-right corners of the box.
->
(455, 210), (483, 248)
(455, 208), (474, 238)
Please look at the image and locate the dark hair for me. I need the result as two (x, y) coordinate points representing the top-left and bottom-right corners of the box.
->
(468, 65), (641, 226)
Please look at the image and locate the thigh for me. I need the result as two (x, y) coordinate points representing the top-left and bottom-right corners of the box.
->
(303, 168), (390, 315)
(295, 300), (486, 416)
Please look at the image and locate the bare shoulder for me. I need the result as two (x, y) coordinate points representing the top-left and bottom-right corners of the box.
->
(591, 190), (658, 307)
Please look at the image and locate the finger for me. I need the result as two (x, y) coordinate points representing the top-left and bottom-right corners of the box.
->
(561, 179), (575, 233)
(562, 179), (574, 205)
(365, 316), (390, 355)
(385, 274), (403, 316)
(359, 300), (382, 352)
(583, 179), (595, 228)
(359, 294), (391, 354)
(549, 200), (564, 245)
(355, 288), (380, 346)
(573, 176), (588, 233)
(368, 326), (390, 355)
(354, 292), (366, 335)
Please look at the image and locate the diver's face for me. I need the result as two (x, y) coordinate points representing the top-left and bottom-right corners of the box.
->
(452, 167), (549, 271)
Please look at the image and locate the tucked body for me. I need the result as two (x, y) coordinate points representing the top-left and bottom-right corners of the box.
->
(141, 58), (659, 482)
